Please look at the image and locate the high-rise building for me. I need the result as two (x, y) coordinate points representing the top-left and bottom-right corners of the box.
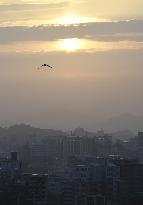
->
(137, 132), (143, 146)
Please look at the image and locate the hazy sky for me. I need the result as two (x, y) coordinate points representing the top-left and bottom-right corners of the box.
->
(0, 0), (143, 130)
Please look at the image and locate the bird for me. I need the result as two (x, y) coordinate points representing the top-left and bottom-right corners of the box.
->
(42, 64), (53, 68)
(38, 64), (53, 69)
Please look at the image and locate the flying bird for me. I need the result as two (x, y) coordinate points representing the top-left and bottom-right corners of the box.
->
(37, 64), (53, 69)
(41, 64), (53, 68)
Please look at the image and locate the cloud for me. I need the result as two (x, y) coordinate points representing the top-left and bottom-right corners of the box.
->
(0, 2), (68, 11)
(0, 19), (143, 43)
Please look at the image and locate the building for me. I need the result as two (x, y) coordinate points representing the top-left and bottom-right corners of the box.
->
(86, 195), (106, 205)
(137, 132), (143, 146)
(0, 152), (21, 189)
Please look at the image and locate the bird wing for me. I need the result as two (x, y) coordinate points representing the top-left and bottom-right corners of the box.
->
(47, 65), (53, 68)
(40, 64), (53, 68)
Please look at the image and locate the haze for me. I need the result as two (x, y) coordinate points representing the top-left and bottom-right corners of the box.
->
(0, 0), (143, 130)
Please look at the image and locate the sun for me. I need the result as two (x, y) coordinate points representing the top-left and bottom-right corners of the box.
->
(57, 15), (91, 25)
(58, 16), (80, 24)
(59, 38), (82, 52)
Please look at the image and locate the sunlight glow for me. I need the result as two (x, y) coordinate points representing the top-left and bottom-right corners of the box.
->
(59, 38), (83, 52)
(57, 16), (94, 25)
(1, 39), (143, 53)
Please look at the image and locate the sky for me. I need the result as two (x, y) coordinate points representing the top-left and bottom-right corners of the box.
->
(0, 0), (143, 130)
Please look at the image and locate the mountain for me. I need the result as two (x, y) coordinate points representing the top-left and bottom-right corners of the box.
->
(27, 109), (96, 130)
(0, 113), (143, 135)
(0, 124), (66, 152)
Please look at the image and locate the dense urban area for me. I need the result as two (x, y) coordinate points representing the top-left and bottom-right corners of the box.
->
(0, 124), (143, 204)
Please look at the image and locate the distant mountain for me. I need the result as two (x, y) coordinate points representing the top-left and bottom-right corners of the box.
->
(0, 113), (143, 137)
(101, 113), (143, 132)
(0, 120), (16, 128)
(0, 124), (66, 151)
(27, 109), (95, 130)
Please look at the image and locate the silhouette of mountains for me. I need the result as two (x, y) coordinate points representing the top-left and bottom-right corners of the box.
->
(0, 119), (139, 153)
(0, 113), (142, 136)
(0, 124), (66, 151)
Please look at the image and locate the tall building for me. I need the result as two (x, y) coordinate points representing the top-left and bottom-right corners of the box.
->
(0, 152), (21, 189)
(86, 195), (106, 205)
(30, 142), (46, 161)
(63, 137), (82, 157)
(137, 132), (143, 146)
